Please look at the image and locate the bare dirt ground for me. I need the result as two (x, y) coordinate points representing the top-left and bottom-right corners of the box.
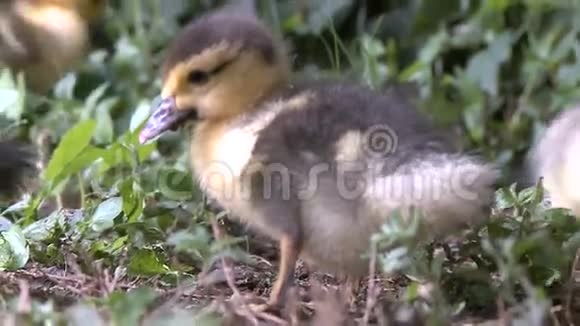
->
(2, 219), (580, 325)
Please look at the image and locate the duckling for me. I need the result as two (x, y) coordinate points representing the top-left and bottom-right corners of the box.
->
(139, 9), (500, 310)
(0, 140), (36, 200)
(0, 0), (107, 93)
(528, 105), (580, 216)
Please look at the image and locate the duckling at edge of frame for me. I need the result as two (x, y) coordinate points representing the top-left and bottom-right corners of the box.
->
(527, 105), (580, 217)
(0, 0), (107, 93)
(0, 140), (37, 201)
(138, 7), (500, 311)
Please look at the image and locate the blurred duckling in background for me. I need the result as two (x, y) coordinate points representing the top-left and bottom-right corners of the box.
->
(528, 106), (580, 216)
(0, 140), (36, 201)
(139, 7), (500, 310)
(0, 0), (107, 93)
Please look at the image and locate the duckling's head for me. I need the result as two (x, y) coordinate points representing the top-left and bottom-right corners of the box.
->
(139, 11), (290, 144)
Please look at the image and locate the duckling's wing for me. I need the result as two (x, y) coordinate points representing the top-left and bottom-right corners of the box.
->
(252, 81), (454, 172)
(250, 81), (499, 235)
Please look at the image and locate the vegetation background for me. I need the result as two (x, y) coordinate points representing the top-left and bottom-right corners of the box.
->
(2, 0), (580, 324)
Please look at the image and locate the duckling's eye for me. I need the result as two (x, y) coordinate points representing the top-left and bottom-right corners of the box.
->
(187, 70), (209, 85)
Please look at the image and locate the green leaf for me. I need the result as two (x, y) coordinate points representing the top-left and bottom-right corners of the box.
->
(0, 224), (29, 271)
(127, 249), (168, 277)
(59, 146), (107, 177)
(23, 211), (60, 242)
(0, 216), (12, 232)
(44, 119), (97, 182)
(82, 83), (109, 120)
(93, 98), (118, 144)
(360, 35), (385, 57)
(403, 282), (420, 301)
(518, 187), (537, 205)
(496, 186), (518, 209)
(303, 0), (354, 34)
(380, 247), (411, 274)
(120, 178), (144, 222)
(91, 236), (128, 256)
(130, 99), (152, 133)
(466, 32), (513, 96)
(158, 168), (195, 201)
(418, 30), (448, 63)
(53, 73), (77, 100)
(108, 287), (157, 326)
(90, 197), (123, 233)
(167, 228), (211, 259)
(563, 231), (580, 253)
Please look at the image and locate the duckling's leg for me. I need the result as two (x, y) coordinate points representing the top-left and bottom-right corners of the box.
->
(345, 276), (362, 307)
(249, 231), (301, 313)
(268, 234), (300, 306)
(246, 185), (303, 311)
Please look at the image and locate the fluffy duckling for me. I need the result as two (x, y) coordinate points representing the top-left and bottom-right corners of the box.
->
(0, 0), (107, 93)
(139, 9), (500, 310)
(0, 140), (36, 200)
(528, 105), (580, 216)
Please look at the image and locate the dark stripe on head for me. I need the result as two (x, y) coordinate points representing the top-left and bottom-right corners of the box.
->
(162, 12), (277, 78)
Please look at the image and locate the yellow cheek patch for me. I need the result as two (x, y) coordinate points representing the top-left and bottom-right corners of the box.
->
(161, 42), (241, 99)
(175, 93), (199, 112)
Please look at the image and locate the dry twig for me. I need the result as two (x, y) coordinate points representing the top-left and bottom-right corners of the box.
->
(362, 240), (379, 326)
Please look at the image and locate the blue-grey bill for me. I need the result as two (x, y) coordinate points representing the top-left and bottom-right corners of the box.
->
(139, 97), (191, 144)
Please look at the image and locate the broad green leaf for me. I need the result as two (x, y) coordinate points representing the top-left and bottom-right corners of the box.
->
(53, 73), (77, 100)
(167, 228), (211, 259)
(23, 211), (59, 242)
(380, 247), (411, 274)
(82, 83), (110, 120)
(94, 98), (118, 144)
(0, 216), (12, 232)
(360, 35), (385, 57)
(44, 119), (97, 182)
(466, 32), (513, 96)
(0, 224), (29, 271)
(120, 178), (144, 222)
(303, 0), (353, 34)
(518, 187), (538, 205)
(113, 36), (141, 65)
(130, 99), (153, 132)
(91, 236), (128, 256)
(496, 187), (518, 209)
(282, 13), (304, 32)
(563, 231), (580, 253)
(59, 146), (107, 177)
(127, 249), (168, 276)
(1, 195), (31, 216)
(90, 197), (123, 233)
(49, 146), (106, 191)
(418, 30), (448, 63)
